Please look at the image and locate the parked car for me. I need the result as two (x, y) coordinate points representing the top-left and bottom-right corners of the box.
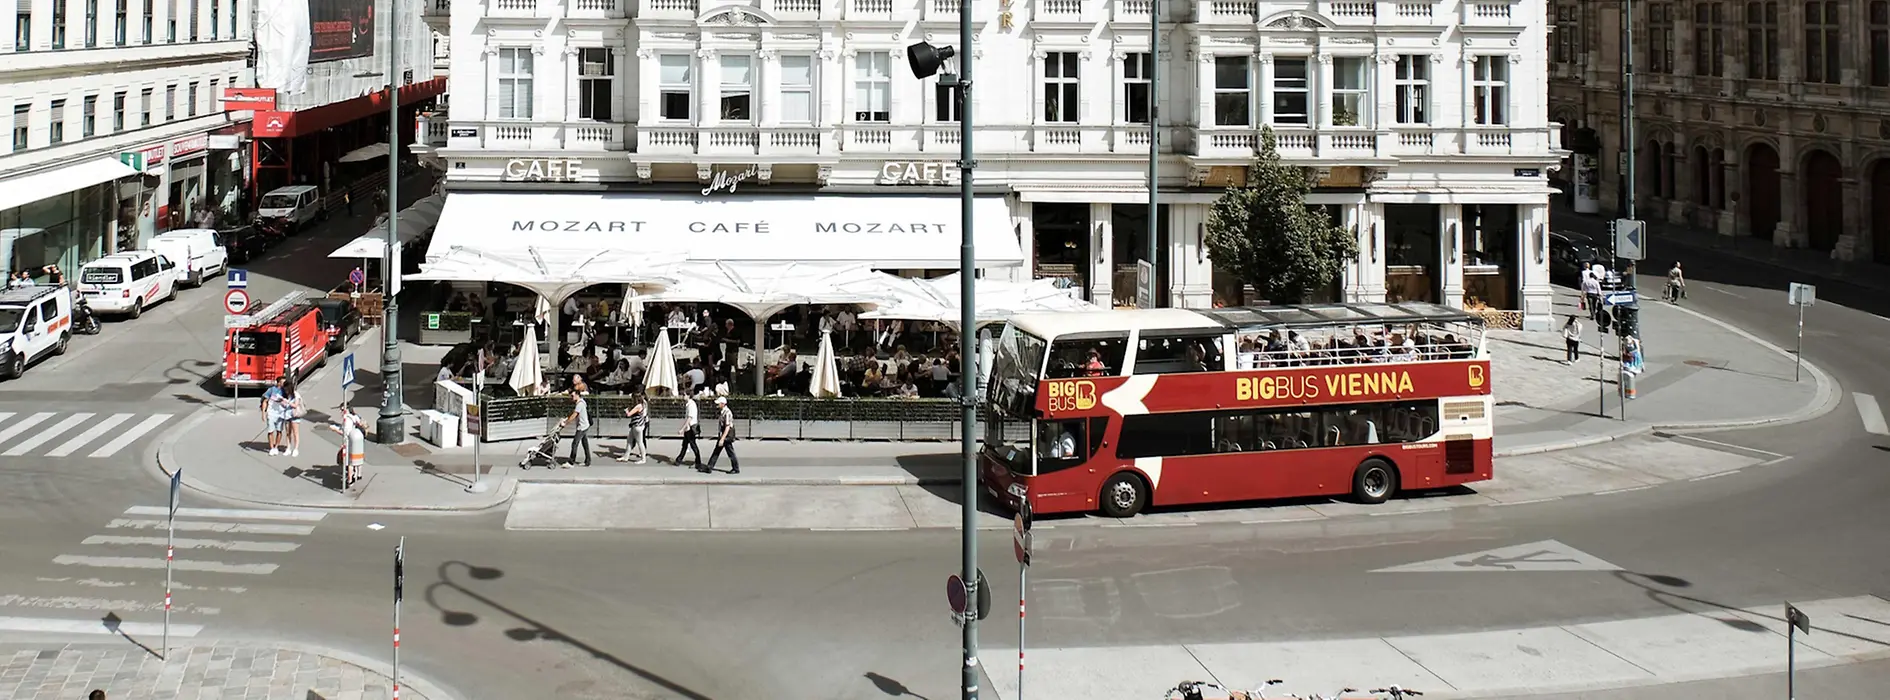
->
(148, 228), (229, 287)
(0, 285), (74, 379)
(1550, 231), (1624, 290)
(256, 185), (327, 234)
(78, 250), (181, 319)
(313, 297), (363, 354)
(221, 223), (271, 264)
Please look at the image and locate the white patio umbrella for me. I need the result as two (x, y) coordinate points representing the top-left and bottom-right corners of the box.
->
(338, 143), (392, 163)
(644, 328), (680, 396)
(508, 323), (544, 396)
(811, 330), (842, 398)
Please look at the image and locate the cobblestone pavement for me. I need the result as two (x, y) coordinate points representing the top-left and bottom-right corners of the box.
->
(0, 644), (434, 700)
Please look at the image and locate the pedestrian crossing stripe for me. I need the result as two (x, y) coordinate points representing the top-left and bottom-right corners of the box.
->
(0, 411), (172, 458)
(0, 506), (322, 635)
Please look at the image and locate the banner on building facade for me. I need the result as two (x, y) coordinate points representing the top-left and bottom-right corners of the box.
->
(308, 0), (375, 63)
(221, 88), (279, 111)
(252, 112), (292, 138)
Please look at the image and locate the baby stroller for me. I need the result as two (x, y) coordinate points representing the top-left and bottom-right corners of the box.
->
(519, 413), (576, 469)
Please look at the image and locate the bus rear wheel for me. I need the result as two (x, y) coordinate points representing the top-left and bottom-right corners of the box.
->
(1099, 471), (1148, 518)
(1351, 458), (1399, 504)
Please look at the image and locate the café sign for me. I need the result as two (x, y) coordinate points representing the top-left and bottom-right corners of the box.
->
(503, 158), (584, 182)
(880, 160), (957, 185)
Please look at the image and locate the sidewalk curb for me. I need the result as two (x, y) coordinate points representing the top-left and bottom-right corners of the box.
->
(267, 640), (459, 700)
(156, 407), (520, 514)
(1491, 298), (1840, 458)
(1, 638), (458, 700)
(518, 475), (963, 487)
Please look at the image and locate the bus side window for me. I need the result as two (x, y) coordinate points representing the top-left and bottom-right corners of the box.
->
(1045, 334), (1129, 379)
(1037, 419), (1087, 473)
(1133, 333), (1223, 375)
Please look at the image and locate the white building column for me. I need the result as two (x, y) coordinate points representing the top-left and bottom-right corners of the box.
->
(1359, 201), (1387, 301)
(1440, 203), (1465, 308)
(1519, 200), (1554, 330)
(1090, 202), (1114, 305)
(1014, 200), (1035, 284)
(1170, 204), (1213, 309)
(697, 49), (720, 126)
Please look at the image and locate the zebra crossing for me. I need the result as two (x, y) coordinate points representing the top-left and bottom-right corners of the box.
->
(0, 505), (324, 637)
(1857, 392), (1890, 436)
(0, 411), (172, 459)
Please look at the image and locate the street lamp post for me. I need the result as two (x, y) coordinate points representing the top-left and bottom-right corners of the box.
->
(377, 0), (406, 444)
(909, 18), (979, 697)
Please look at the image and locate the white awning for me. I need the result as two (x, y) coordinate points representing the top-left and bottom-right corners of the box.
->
(861, 273), (1097, 325)
(629, 261), (896, 320)
(0, 158), (140, 213)
(329, 194), (446, 258)
(427, 192), (1025, 269)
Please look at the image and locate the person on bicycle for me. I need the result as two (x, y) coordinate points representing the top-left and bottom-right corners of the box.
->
(1666, 262), (1685, 302)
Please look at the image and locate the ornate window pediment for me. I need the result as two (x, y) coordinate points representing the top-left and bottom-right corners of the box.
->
(1260, 11), (1333, 28)
(697, 5), (772, 25)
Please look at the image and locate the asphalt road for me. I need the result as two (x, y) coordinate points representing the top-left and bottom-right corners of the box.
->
(2, 218), (1888, 700)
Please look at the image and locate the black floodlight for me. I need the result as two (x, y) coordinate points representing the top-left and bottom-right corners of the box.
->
(906, 41), (956, 79)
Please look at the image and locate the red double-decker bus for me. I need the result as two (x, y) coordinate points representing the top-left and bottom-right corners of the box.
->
(980, 302), (1493, 517)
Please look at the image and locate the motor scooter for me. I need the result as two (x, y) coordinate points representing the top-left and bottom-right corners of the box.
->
(73, 294), (101, 335)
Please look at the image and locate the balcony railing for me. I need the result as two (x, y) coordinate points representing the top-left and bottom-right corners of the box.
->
(1111, 0), (1150, 19)
(924, 0), (961, 19)
(848, 0), (894, 16)
(570, 0), (626, 16)
(1036, 0), (1085, 19)
(491, 0), (538, 14)
(1191, 0), (1450, 23)
(769, 0), (826, 17)
(1460, 0), (1515, 24)
(1190, 125), (1559, 159)
(637, 0), (697, 17)
(450, 122), (630, 151)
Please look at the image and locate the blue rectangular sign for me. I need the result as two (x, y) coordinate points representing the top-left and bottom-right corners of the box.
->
(227, 268), (248, 289)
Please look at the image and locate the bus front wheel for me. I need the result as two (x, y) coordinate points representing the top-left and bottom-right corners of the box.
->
(1351, 458), (1399, 504)
(1099, 472), (1149, 518)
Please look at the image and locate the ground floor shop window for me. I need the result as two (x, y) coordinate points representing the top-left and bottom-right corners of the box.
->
(1461, 203), (1519, 310)
(1110, 204), (1171, 308)
(1, 183), (113, 278)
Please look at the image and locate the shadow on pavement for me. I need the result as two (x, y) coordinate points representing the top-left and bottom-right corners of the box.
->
(864, 672), (931, 699)
(425, 561), (712, 700)
(1613, 571), (1890, 646)
(915, 482), (1014, 520)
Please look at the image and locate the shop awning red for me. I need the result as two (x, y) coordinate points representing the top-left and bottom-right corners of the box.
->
(250, 77), (446, 139)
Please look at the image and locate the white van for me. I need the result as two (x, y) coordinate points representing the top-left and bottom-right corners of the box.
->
(149, 229), (229, 287)
(0, 285), (74, 378)
(256, 185), (327, 232)
(79, 251), (180, 319)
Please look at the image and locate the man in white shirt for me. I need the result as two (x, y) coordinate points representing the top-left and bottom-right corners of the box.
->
(1580, 265), (1604, 320)
(683, 365), (707, 393)
(674, 392), (703, 469)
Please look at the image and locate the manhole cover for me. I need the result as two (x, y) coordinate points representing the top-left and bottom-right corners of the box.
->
(1684, 360), (1711, 367)
(389, 442), (432, 458)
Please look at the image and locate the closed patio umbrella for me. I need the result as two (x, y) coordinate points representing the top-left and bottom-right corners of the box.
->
(811, 330), (842, 398)
(508, 323), (544, 396)
(644, 328), (680, 396)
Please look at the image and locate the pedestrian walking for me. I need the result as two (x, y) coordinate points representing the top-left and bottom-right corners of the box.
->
(1561, 315), (1582, 365)
(260, 378), (286, 455)
(343, 190), (354, 215)
(1581, 264), (1604, 320)
(617, 391), (649, 463)
(703, 396), (740, 474)
(564, 378), (593, 467)
(675, 391), (703, 469)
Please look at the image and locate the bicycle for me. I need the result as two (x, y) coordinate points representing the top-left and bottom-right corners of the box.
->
(1166, 679), (1285, 700)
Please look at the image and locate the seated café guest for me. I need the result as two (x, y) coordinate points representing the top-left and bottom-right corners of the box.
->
(862, 362), (883, 391)
(601, 359), (637, 389)
(683, 362), (707, 391)
(897, 379), (920, 398)
(437, 363), (457, 382)
(929, 358), (949, 396)
(447, 292), (469, 312)
(891, 344), (911, 365)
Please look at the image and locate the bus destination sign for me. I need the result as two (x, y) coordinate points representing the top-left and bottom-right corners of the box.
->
(1035, 360), (1490, 416)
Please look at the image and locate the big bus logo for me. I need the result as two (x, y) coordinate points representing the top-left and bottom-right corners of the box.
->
(1468, 364), (1486, 389)
(1046, 379), (1098, 412)
(1237, 370), (1418, 402)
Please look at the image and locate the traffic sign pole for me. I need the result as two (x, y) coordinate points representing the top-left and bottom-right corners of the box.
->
(1013, 495), (1032, 700)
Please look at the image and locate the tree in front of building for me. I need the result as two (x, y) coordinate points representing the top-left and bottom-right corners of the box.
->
(1204, 128), (1358, 304)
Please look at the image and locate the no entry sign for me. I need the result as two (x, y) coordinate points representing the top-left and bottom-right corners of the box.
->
(223, 289), (251, 314)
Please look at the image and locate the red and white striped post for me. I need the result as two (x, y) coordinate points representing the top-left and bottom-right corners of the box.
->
(393, 536), (405, 700)
(1013, 492), (1032, 700)
(164, 467), (180, 660)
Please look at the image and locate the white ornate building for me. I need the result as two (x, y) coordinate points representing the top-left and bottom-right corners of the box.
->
(426, 0), (1562, 327)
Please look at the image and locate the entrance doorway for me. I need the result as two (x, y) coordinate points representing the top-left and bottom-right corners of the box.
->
(1383, 204), (1440, 303)
(1110, 204), (1170, 308)
(1032, 203), (1091, 301)
(1802, 149), (1843, 251)
(1744, 143), (1782, 241)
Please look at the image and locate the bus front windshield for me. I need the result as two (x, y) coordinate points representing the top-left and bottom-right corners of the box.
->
(987, 325), (1046, 418)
